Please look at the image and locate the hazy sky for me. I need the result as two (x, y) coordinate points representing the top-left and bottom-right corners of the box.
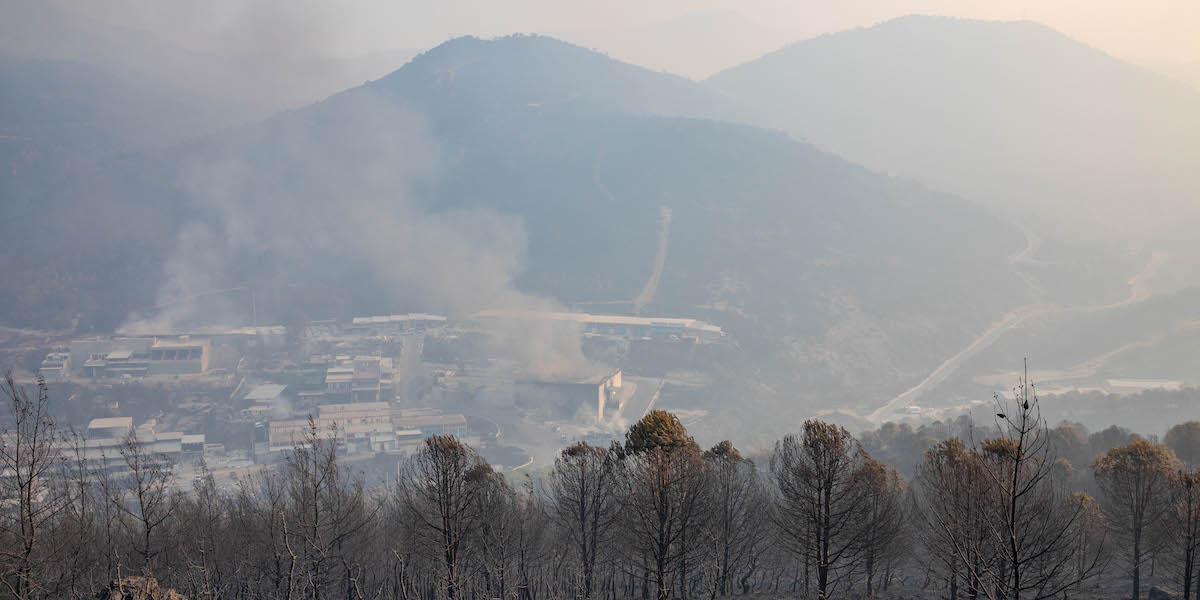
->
(53, 0), (1200, 68)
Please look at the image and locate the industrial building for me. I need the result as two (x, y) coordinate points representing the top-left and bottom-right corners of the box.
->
(70, 337), (152, 375)
(515, 370), (623, 423)
(267, 402), (398, 454)
(148, 338), (209, 375)
(392, 410), (468, 438)
(349, 313), (448, 334)
(82, 417), (206, 473)
(117, 326), (286, 349)
(39, 351), (70, 379)
(71, 336), (209, 378)
(324, 355), (393, 403)
(472, 310), (723, 342)
(87, 417), (135, 440)
(241, 383), (289, 417)
(265, 402), (466, 455)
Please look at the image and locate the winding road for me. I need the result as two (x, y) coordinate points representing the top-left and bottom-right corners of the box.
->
(632, 206), (671, 315)
(866, 303), (1050, 421)
(866, 238), (1168, 423)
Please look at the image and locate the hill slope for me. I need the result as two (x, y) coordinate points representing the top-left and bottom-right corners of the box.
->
(556, 11), (792, 80)
(707, 15), (1200, 243)
(0, 55), (228, 158)
(0, 55), (235, 328)
(4, 35), (1030, 432)
(366, 35), (739, 127)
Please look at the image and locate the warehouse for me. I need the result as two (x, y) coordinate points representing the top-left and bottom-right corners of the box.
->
(514, 370), (623, 423)
(472, 310), (722, 342)
(148, 338), (209, 375)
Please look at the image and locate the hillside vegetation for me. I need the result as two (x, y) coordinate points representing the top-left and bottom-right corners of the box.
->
(1, 35), (1029, 426)
(708, 16), (1200, 244)
(5, 374), (1200, 600)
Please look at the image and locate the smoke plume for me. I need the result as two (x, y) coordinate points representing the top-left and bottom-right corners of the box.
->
(120, 88), (591, 377)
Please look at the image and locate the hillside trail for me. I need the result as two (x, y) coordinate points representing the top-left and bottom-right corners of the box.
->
(865, 238), (1167, 423)
(589, 152), (673, 315)
(632, 206), (671, 315)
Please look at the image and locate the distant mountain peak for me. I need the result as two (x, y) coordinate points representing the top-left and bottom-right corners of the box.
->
(366, 33), (735, 125)
(707, 14), (1200, 242)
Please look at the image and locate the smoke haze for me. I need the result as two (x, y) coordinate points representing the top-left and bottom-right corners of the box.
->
(117, 89), (591, 376)
(4, 0), (1200, 447)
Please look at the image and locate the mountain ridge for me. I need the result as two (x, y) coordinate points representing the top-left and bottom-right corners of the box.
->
(707, 14), (1200, 245)
(1, 32), (1032, 437)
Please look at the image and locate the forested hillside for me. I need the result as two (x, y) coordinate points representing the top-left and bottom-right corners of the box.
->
(708, 16), (1200, 245)
(1, 35), (1029, 422)
(0, 55), (229, 329)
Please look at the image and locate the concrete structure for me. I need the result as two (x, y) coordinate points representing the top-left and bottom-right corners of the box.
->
(88, 417), (134, 440)
(148, 338), (208, 375)
(243, 383), (288, 415)
(267, 419), (341, 453)
(323, 356), (393, 403)
(181, 434), (206, 460)
(245, 383), (288, 403)
(80, 418), (199, 473)
(593, 371), (622, 421)
(514, 370), (623, 423)
(121, 326), (286, 349)
(473, 310), (722, 341)
(265, 403), (467, 456)
(350, 313), (448, 334)
(325, 367), (354, 396)
(392, 412), (468, 438)
(70, 338), (152, 376)
(39, 351), (70, 379)
(269, 402), (399, 454)
(103, 350), (150, 377)
(73, 336), (208, 378)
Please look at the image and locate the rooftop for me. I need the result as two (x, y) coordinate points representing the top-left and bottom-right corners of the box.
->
(245, 384), (288, 402)
(473, 309), (701, 328)
(394, 414), (467, 428)
(151, 340), (206, 349)
(352, 313), (448, 325)
(88, 417), (133, 430)
(319, 402), (390, 418)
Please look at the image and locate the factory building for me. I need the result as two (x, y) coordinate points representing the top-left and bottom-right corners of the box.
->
(121, 326), (286, 350)
(148, 338), (208, 375)
(39, 351), (70, 379)
(70, 337), (152, 376)
(241, 383), (289, 417)
(268, 402), (397, 454)
(392, 411), (468, 438)
(71, 336), (209, 378)
(350, 313), (448, 334)
(87, 417), (134, 440)
(82, 417), (205, 473)
(324, 356), (393, 403)
(265, 403), (466, 455)
(472, 310), (722, 342)
(181, 434), (207, 460)
(515, 370), (623, 423)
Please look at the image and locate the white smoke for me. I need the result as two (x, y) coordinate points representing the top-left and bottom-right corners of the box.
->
(120, 88), (592, 377)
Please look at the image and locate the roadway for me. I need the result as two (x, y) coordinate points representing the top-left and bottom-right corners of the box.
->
(867, 243), (1168, 423)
